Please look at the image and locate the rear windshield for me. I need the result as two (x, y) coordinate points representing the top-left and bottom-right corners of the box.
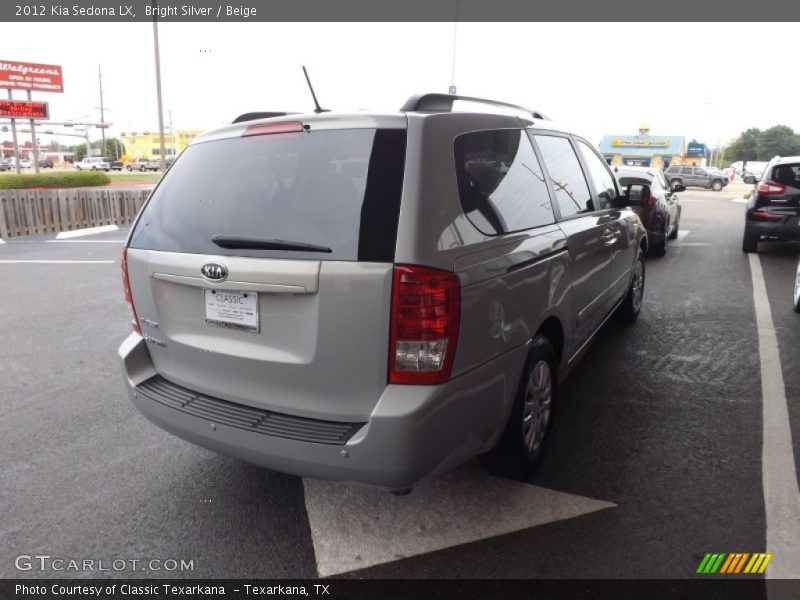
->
(618, 175), (653, 187)
(770, 163), (800, 187)
(129, 127), (406, 262)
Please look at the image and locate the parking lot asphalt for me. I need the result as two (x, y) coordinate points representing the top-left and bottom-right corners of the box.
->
(1, 185), (797, 583)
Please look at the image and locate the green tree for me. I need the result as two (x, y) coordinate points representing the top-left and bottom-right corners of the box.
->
(726, 127), (760, 162)
(756, 125), (800, 160)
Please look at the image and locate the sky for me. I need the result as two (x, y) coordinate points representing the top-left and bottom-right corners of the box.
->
(2, 21), (798, 149)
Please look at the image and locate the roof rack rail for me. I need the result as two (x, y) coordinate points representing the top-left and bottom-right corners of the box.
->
(400, 93), (549, 121)
(232, 112), (298, 124)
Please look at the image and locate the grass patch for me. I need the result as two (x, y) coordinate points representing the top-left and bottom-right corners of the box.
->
(0, 171), (110, 189)
(107, 173), (161, 184)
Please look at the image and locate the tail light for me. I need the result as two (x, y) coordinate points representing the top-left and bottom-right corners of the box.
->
(121, 248), (142, 334)
(389, 265), (461, 385)
(757, 182), (787, 196)
(750, 210), (785, 221)
(242, 121), (304, 137)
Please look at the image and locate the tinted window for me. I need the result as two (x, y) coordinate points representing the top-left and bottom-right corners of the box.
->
(680, 167), (692, 175)
(577, 140), (617, 209)
(454, 129), (555, 235)
(129, 128), (406, 262)
(695, 168), (708, 176)
(770, 163), (800, 186)
(618, 174), (653, 188)
(532, 135), (593, 218)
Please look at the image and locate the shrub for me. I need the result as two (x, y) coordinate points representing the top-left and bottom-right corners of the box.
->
(0, 171), (111, 189)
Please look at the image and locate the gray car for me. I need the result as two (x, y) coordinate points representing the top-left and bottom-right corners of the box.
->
(665, 165), (728, 191)
(742, 155), (800, 253)
(119, 94), (648, 492)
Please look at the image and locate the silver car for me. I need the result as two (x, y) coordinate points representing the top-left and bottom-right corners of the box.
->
(119, 94), (648, 491)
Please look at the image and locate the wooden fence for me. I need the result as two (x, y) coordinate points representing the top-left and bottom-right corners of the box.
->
(0, 187), (153, 239)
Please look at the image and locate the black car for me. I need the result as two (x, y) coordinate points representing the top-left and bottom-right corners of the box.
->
(742, 156), (800, 253)
(613, 166), (684, 256)
(37, 158), (54, 168)
(110, 160), (124, 171)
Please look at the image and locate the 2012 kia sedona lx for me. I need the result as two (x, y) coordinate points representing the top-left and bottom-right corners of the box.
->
(119, 94), (648, 491)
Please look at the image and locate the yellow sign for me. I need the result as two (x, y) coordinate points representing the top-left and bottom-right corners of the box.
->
(611, 139), (670, 148)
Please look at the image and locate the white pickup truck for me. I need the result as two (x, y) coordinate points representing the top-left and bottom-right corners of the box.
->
(75, 157), (110, 171)
(125, 157), (162, 172)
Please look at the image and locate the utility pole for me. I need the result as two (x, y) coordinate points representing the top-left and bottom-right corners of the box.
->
(98, 65), (106, 156)
(7, 89), (21, 174)
(27, 90), (40, 174)
(168, 110), (176, 158)
(152, 17), (167, 171)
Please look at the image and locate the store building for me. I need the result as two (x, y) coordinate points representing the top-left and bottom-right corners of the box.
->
(598, 124), (685, 169)
(120, 129), (201, 160)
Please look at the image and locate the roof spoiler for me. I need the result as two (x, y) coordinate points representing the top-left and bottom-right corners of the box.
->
(400, 93), (549, 121)
(232, 112), (298, 124)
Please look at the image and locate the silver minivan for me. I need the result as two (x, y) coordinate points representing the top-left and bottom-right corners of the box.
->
(119, 94), (648, 491)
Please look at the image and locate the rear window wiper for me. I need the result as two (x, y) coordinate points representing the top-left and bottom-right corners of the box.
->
(211, 235), (332, 253)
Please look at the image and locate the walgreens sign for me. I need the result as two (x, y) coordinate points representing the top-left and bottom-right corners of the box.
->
(0, 60), (63, 93)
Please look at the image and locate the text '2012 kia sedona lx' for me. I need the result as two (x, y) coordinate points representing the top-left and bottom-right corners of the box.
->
(119, 94), (648, 492)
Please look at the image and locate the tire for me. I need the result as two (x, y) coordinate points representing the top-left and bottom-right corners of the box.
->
(794, 264), (800, 313)
(650, 233), (667, 257)
(742, 231), (758, 253)
(670, 179), (682, 190)
(481, 335), (558, 478)
(140, 166), (146, 172)
(668, 219), (679, 240)
(712, 180), (723, 191)
(618, 247), (645, 322)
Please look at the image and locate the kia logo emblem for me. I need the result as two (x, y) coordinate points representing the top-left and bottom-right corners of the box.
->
(201, 262), (228, 281)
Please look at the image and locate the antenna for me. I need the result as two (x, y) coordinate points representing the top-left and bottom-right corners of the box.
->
(302, 66), (328, 114)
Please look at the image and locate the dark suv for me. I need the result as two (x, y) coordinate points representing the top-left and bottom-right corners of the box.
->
(742, 156), (800, 252)
(665, 165), (728, 191)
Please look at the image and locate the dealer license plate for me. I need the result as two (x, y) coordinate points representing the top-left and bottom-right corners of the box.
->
(204, 289), (259, 332)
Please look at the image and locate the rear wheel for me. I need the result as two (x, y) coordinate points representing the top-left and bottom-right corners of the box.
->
(618, 247), (645, 322)
(742, 231), (759, 253)
(669, 179), (683, 191)
(481, 335), (557, 478)
(712, 180), (723, 191)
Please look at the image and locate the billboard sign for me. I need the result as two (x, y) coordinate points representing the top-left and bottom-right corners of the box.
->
(686, 142), (708, 157)
(0, 99), (49, 119)
(0, 60), (64, 93)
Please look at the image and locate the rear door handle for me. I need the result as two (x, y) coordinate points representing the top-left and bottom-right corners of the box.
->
(601, 230), (619, 246)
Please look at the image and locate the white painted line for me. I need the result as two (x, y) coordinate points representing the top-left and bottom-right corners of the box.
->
(748, 254), (800, 579)
(45, 239), (125, 243)
(303, 462), (615, 577)
(677, 229), (690, 242)
(731, 198), (749, 204)
(55, 224), (119, 239)
(0, 238), (5, 245)
(0, 260), (115, 264)
(673, 242), (713, 247)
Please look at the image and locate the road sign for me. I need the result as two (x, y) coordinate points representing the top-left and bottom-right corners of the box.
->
(0, 99), (49, 119)
(0, 60), (63, 93)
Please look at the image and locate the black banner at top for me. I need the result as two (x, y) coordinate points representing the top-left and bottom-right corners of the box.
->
(0, 0), (797, 22)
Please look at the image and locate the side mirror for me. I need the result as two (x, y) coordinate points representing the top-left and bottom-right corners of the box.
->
(672, 183), (686, 192)
(625, 183), (650, 205)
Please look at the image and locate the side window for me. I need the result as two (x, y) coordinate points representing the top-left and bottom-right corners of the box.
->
(454, 129), (555, 235)
(576, 140), (618, 209)
(680, 167), (692, 175)
(695, 168), (707, 176)
(532, 134), (593, 218)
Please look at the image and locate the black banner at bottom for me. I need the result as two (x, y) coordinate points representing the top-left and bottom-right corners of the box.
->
(4, 579), (798, 600)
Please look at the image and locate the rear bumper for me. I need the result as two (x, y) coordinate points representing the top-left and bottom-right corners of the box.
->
(118, 333), (528, 490)
(745, 219), (800, 240)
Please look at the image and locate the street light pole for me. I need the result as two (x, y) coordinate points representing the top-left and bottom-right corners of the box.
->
(152, 15), (167, 171)
(98, 65), (106, 156)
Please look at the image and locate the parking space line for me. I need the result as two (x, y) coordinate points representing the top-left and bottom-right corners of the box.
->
(0, 260), (115, 264)
(748, 254), (800, 579)
(303, 463), (615, 577)
(55, 224), (119, 239)
(677, 230), (690, 242)
(45, 240), (126, 243)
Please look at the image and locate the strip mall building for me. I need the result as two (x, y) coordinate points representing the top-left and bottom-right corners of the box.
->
(120, 129), (201, 160)
(598, 125), (708, 169)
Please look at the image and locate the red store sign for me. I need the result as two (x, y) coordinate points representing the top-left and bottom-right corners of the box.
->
(0, 60), (63, 93)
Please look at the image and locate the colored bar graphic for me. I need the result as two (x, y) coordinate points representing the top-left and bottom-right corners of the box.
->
(698, 552), (772, 574)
